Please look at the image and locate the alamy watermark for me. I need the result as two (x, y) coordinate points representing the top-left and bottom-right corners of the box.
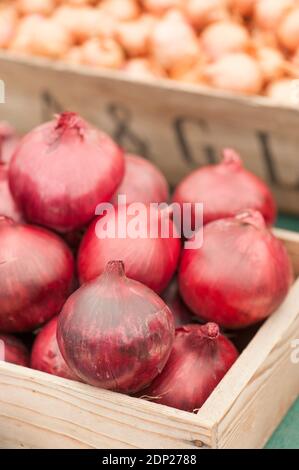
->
(95, 196), (203, 249)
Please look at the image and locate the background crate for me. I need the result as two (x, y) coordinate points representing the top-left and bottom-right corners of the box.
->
(1, 53), (299, 214)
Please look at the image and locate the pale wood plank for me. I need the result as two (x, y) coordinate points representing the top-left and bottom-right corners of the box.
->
(0, 362), (211, 449)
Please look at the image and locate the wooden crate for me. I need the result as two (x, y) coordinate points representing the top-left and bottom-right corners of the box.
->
(1, 53), (299, 214)
(0, 228), (298, 449)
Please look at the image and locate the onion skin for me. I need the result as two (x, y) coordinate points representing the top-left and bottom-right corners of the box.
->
(265, 78), (298, 105)
(9, 112), (124, 233)
(78, 205), (181, 294)
(17, 0), (56, 16)
(256, 46), (285, 82)
(278, 7), (299, 52)
(150, 11), (199, 74)
(57, 260), (175, 393)
(173, 148), (276, 226)
(123, 58), (166, 79)
(111, 154), (169, 205)
(203, 52), (264, 95)
(31, 317), (81, 381)
(0, 333), (30, 367)
(254, 0), (295, 31)
(81, 38), (125, 69)
(141, 323), (238, 412)
(179, 210), (293, 329)
(100, 0), (140, 21)
(141, 0), (183, 15)
(116, 15), (156, 58)
(200, 21), (250, 61)
(0, 5), (17, 49)
(0, 217), (74, 333)
(230, 0), (257, 17)
(185, 0), (228, 30)
(0, 164), (24, 223)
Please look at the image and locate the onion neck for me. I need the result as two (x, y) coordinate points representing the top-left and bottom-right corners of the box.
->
(55, 112), (86, 138)
(104, 260), (126, 278)
(235, 209), (266, 230)
(222, 148), (242, 169)
(200, 323), (219, 340)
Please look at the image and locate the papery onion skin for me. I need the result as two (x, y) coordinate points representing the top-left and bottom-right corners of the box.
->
(141, 0), (183, 15)
(111, 154), (169, 205)
(57, 260), (175, 393)
(173, 148), (276, 226)
(123, 58), (166, 79)
(254, 0), (295, 32)
(0, 217), (74, 333)
(203, 52), (264, 95)
(78, 205), (181, 294)
(141, 323), (238, 412)
(230, 0), (257, 17)
(31, 316), (81, 381)
(0, 333), (30, 367)
(265, 78), (297, 105)
(150, 11), (199, 74)
(278, 7), (299, 52)
(200, 21), (250, 61)
(0, 164), (24, 223)
(185, 0), (228, 30)
(9, 112), (124, 233)
(179, 210), (293, 328)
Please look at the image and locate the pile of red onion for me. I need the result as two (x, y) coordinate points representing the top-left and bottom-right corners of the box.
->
(9, 112), (124, 233)
(0, 113), (293, 414)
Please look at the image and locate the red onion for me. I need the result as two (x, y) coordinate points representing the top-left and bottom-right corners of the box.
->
(78, 205), (181, 294)
(0, 164), (24, 223)
(179, 210), (293, 328)
(0, 217), (74, 333)
(173, 148), (276, 226)
(0, 122), (19, 165)
(162, 278), (196, 327)
(141, 323), (238, 412)
(9, 112), (124, 233)
(57, 260), (175, 393)
(0, 333), (30, 367)
(111, 153), (169, 205)
(31, 317), (81, 381)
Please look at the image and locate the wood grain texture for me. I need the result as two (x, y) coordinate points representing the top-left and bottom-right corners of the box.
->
(1, 53), (299, 214)
(0, 361), (210, 449)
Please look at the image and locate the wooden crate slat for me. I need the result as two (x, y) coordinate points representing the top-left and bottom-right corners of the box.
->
(1, 53), (299, 214)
